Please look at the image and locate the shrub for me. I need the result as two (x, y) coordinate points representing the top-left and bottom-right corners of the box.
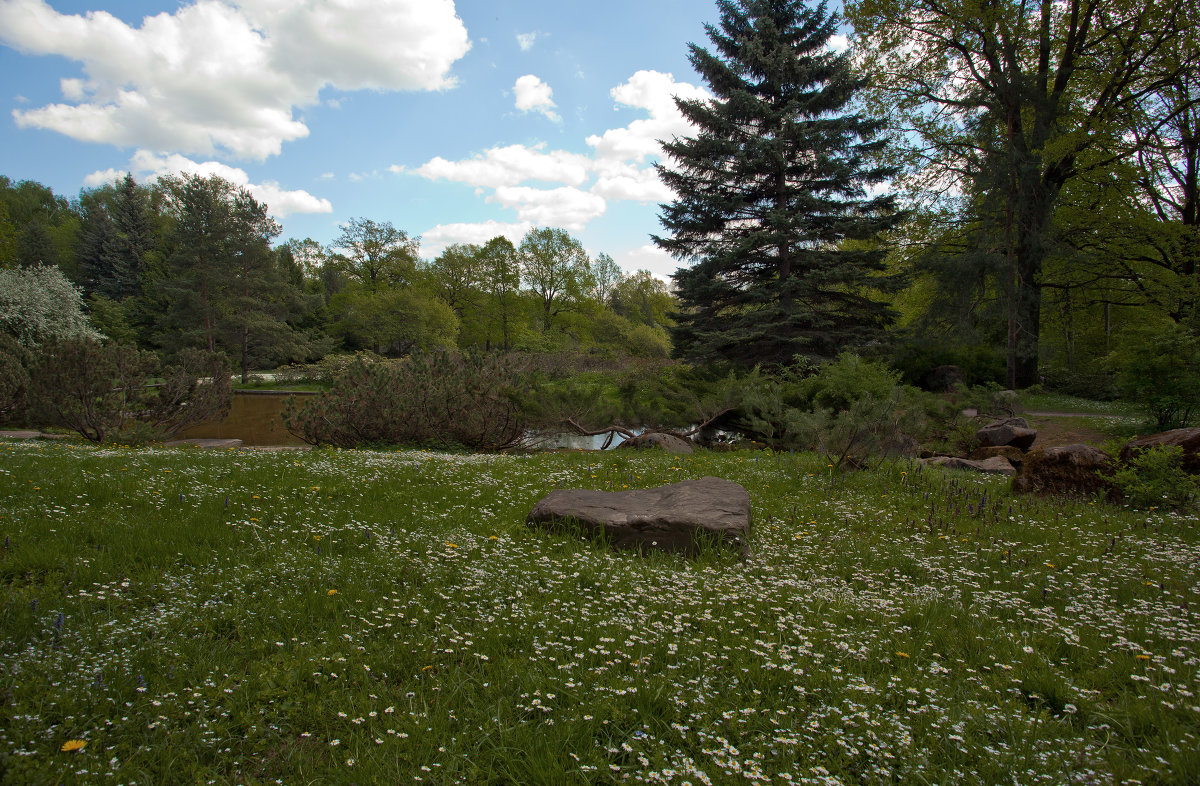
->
(283, 351), (529, 451)
(143, 349), (233, 435)
(1101, 445), (1200, 510)
(0, 334), (30, 423)
(1108, 324), (1200, 430)
(27, 337), (231, 443)
(738, 354), (924, 467)
(0, 265), (101, 347)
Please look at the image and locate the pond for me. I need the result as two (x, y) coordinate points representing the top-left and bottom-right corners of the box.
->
(180, 392), (739, 450)
(177, 391), (313, 446)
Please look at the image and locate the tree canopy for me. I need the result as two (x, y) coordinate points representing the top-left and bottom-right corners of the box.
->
(657, 0), (903, 367)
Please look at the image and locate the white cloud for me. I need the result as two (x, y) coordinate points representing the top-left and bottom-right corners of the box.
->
(827, 34), (850, 53)
(590, 160), (673, 203)
(515, 31), (542, 52)
(415, 144), (591, 189)
(489, 186), (606, 230)
(513, 74), (559, 122)
(616, 244), (676, 281)
(587, 70), (710, 164)
(421, 219), (533, 256)
(415, 70), (706, 236)
(0, 0), (471, 160)
(84, 150), (332, 218)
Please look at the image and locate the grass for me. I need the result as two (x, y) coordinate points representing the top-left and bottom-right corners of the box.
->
(1, 439), (1198, 784)
(1019, 392), (1141, 418)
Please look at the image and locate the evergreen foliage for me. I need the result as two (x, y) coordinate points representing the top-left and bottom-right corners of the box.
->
(656, 0), (902, 367)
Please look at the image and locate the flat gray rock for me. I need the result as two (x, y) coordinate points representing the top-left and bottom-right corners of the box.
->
(527, 476), (750, 555)
(920, 455), (1016, 475)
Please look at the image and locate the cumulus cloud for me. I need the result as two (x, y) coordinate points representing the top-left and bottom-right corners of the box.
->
(0, 0), (471, 160)
(415, 144), (591, 189)
(417, 70), (706, 237)
(513, 74), (559, 122)
(827, 34), (850, 53)
(489, 186), (606, 231)
(587, 70), (710, 163)
(421, 219), (533, 256)
(515, 31), (542, 52)
(84, 150), (333, 218)
(616, 244), (676, 281)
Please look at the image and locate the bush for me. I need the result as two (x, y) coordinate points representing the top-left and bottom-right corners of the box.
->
(1102, 445), (1200, 510)
(0, 334), (30, 424)
(283, 351), (529, 451)
(27, 337), (231, 443)
(1108, 324), (1200, 429)
(891, 339), (1006, 389)
(738, 354), (924, 467)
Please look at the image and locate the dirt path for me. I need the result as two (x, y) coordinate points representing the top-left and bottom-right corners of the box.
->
(1022, 413), (1112, 449)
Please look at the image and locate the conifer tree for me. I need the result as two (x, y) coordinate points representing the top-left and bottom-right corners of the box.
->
(655, 0), (902, 366)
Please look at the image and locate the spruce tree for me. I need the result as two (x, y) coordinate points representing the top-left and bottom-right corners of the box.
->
(655, 0), (902, 366)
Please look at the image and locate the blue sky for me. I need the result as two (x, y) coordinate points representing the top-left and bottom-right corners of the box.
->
(0, 0), (752, 278)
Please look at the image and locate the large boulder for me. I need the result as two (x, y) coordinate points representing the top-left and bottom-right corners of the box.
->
(969, 445), (1027, 468)
(919, 455), (1016, 475)
(976, 417), (1037, 451)
(527, 476), (750, 555)
(1012, 444), (1114, 496)
(1120, 428), (1200, 475)
(617, 432), (695, 454)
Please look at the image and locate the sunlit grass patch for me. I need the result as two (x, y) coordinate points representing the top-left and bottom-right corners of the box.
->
(1, 439), (1197, 783)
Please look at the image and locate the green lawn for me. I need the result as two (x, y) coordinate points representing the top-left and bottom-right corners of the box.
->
(1, 440), (1197, 784)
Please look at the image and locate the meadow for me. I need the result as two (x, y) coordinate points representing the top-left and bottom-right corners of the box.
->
(1, 439), (1197, 784)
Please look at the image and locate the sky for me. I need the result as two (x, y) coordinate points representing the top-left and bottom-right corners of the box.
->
(0, 0), (750, 279)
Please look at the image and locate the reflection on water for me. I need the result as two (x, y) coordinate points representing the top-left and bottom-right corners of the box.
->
(528, 430), (635, 451)
(178, 391), (313, 446)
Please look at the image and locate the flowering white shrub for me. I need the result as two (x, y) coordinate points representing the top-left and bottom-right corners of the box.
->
(0, 264), (101, 346)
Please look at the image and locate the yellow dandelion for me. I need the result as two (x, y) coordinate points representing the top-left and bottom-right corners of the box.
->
(61, 739), (87, 752)
(313, 535), (321, 541)
(422, 665), (434, 671)
(895, 651), (910, 659)
(1136, 654), (1152, 660)
(488, 535), (498, 541)
(446, 543), (458, 548)
(1045, 562), (1055, 568)
(327, 589), (338, 596)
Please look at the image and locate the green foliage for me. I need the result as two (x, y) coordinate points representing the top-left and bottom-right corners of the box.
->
(283, 351), (528, 450)
(329, 285), (458, 355)
(658, 0), (902, 366)
(738, 354), (921, 467)
(519, 227), (594, 331)
(891, 338), (1006, 389)
(0, 334), (30, 423)
(1108, 324), (1200, 429)
(332, 217), (419, 292)
(1102, 446), (1200, 510)
(26, 337), (230, 443)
